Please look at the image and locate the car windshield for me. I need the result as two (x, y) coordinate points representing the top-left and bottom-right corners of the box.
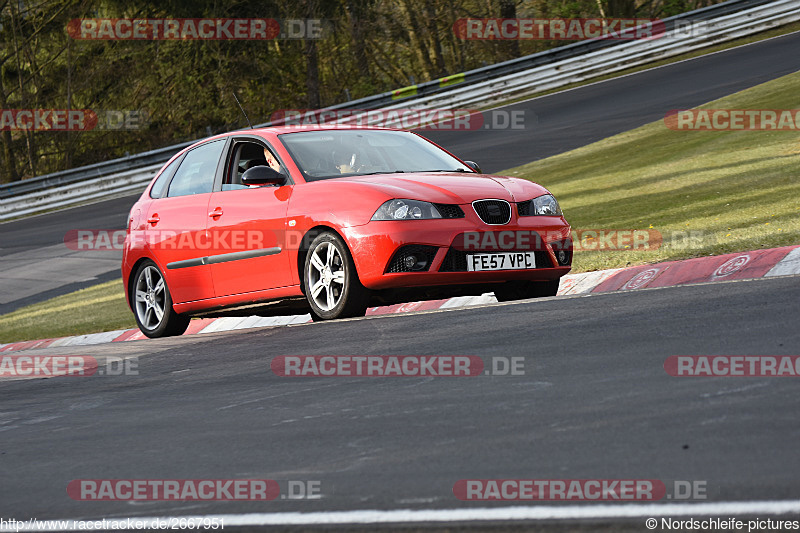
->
(278, 129), (471, 181)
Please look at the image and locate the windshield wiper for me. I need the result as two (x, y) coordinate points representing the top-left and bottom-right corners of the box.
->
(357, 169), (467, 176)
(358, 170), (406, 175)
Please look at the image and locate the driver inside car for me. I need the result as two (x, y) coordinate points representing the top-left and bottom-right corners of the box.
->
(244, 148), (281, 172)
(263, 148), (281, 172)
(333, 150), (357, 174)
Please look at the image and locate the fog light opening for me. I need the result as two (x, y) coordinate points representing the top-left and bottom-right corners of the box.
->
(402, 254), (429, 272)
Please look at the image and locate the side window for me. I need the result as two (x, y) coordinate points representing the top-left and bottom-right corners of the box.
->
(149, 156), (182, 198)
(223, 140), (283, 191)
(167, 139), (226, 198)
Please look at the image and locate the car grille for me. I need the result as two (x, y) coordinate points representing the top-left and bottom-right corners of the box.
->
(433, 203), (465, 219)
(439, 249), (553, 272)
(473, 200), (511, 225)
(385, 245), (439, 273)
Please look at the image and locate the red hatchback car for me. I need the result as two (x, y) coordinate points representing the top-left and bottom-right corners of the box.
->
(122, 126), (572, 337)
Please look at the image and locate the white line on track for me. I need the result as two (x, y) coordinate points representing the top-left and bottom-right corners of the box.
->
(12, 501), (800, 530)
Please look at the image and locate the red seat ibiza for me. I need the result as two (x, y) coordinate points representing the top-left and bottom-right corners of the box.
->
(122, 126), (572, 337)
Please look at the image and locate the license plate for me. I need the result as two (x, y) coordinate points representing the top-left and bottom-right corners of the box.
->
(467, 252), (536, 271)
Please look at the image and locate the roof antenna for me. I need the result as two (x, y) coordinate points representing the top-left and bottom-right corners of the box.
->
(233, 92), (254, 129)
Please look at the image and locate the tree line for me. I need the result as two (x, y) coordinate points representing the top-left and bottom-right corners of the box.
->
(0, 0), (721, 182)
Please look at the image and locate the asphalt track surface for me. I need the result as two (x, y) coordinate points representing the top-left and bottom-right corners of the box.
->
(1, 30), (799, 313)
(1, 275), (799, 527)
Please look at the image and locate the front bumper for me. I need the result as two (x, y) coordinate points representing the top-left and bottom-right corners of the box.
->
(343, 215), (572, 291)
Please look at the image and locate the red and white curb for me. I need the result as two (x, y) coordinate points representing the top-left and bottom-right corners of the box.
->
(2, 245), (798, 354)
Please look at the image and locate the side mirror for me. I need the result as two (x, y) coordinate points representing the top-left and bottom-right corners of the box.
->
(463, 160), (482, 173)
(241, 165), (287, 186)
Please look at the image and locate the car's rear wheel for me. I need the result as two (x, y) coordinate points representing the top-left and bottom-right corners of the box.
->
(493, 279), (560, 302)
(304, 232), (369, 321)
(132, 260), (190, 338)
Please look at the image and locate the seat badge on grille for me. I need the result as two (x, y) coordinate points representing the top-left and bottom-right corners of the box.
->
(472, 199), (512, 225)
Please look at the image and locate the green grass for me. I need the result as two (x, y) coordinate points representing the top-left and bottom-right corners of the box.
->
(0, 280), (135, 343)
(504, 70), (800, 272)
(3, 68), (800, 343)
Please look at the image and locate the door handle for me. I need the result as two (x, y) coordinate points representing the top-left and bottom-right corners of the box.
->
(208, 207), (223, 218)
(147, 214), (160, 225)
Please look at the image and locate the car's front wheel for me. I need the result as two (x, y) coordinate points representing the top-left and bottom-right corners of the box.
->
(132, 260), (190, 338)
(493, 279), (560, 302)
(304, 232), (369, 321)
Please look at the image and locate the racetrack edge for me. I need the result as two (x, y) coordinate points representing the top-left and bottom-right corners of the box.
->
(1, 244), (798, 354)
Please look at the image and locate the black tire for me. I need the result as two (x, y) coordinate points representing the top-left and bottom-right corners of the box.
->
(304, 232), (369, 321)
(493, 279), (560, 302)
(131, 260), (191, 338)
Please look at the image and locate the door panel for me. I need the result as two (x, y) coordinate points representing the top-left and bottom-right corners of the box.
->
(145, 138), (228, 304)
(207, 185), (293, 297)
(144, 194), (214, 303)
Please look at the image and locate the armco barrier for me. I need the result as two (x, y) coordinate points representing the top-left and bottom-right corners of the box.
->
(0, 143), (192, 199)
(0, 164), (161, 220)
(338, 0), (800, 126)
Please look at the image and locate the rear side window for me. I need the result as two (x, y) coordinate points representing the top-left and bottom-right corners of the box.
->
(167, 139), (226, 197)
(149, 156), (182, 198)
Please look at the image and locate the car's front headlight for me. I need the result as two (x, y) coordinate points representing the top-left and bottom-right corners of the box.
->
(525, 194), (562, 216)
(371, 199), (442, 221)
